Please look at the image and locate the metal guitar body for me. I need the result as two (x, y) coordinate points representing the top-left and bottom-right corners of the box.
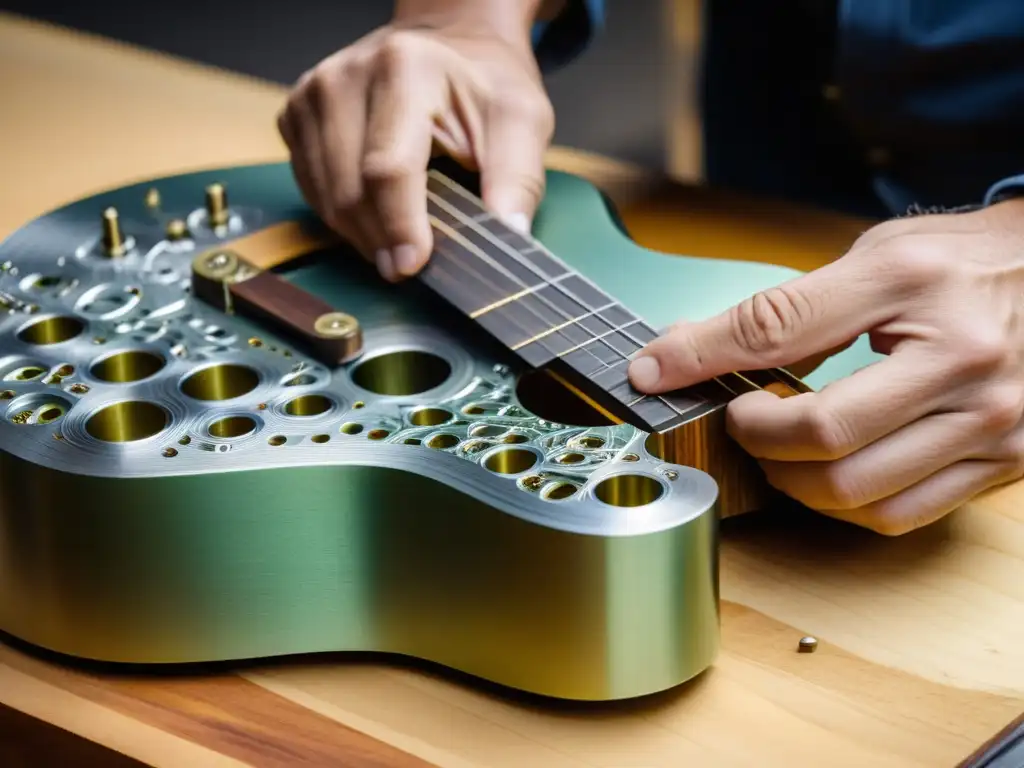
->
(0, 163), (877, 701)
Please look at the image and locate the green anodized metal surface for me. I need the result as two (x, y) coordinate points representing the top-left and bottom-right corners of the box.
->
(0, 163), (876, 701)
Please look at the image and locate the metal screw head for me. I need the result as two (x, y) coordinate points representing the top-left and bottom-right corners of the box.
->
(166, 219), (188, 241)
(144, 188), (161, 209)
(314, 312), (359, 338)
(798, 636), (818, 653)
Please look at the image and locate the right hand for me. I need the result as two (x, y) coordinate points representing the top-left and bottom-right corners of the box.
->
(277, 21), (555, 282)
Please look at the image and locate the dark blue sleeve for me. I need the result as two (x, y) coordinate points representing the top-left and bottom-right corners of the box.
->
(984, 173), (1024, 205)
(531, 0), (605, 73)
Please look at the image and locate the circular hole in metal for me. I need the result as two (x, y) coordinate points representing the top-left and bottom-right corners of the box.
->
(515, 369), (614, 427)
(7, 394), (72, 426)
(283, 394), (333, 417)
(544, 482), (578, 501)
(404, 437), (421, 446)
(0, 390), (14, 399)
(180, 364), (259, 401)
(427, 433), (459, 450)
(503, 433), (529, 444)
(594, 474), (665, 508)
(17, 316), (84, 345)
(353, 400), (365, 409)
(340, 422), (363, 435)
(622, 453), (640, 462)
(311, 434), (330, 443)
(90, 350), (165, 383)
(162, 447), (178, 458)
(461, 439), (490, 454)
(208, 415), (257, 439)
(268, 435), (286, 446)
(484, 448), (538, 475)
(557, 452), (585, 464)
(409, 407), (451, 427)
(367, 428), (390, 440)
(7, 366), (46, 381)
(577, 435), (606, 449)
(469, 423), (506, 438)
(85, 401), (169, 443)
(350, 350), (451, 396)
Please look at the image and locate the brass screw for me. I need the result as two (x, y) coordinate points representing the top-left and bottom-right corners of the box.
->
(314, 312), (359, 338)
(166, 218), (188, 241)
(101, 207), (125, 257)
(205, 183), (229, 227)
(798, 636), (818, 653)
(162, 447), (178, 458)
(144, 188), (161, 209)
(69, 383), (89, 394)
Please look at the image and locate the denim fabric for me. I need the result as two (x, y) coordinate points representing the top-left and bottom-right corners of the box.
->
(536, 0), (1024, 218)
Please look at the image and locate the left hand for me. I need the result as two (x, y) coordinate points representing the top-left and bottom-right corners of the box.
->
(627, 197), (1024, 535)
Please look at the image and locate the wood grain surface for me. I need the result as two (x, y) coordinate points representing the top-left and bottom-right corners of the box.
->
(1, 10), (1022, 768)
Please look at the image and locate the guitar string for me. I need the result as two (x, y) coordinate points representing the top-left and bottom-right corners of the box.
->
(424, 185), (742, 415)
(426, 174), (790, 399)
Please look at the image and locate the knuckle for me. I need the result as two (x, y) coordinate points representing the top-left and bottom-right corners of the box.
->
(948, 327), (1010, 379)
(977, 384), (1024, 434)
(877, 237), (951, 293)
(729, 285), (814, 360)
(819, 464), (870, 510)
(803, 405), (859, 459)
(376, 30), (420, 71)
(361, 150), (410, 187)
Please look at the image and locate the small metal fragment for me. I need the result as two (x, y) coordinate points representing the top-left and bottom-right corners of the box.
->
(797, 636), (818, 653)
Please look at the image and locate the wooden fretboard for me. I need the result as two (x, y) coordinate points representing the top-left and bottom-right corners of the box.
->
(419, 171), (804, 434)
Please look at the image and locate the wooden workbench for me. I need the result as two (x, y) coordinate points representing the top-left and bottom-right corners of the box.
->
(1, 10), (1022, 768)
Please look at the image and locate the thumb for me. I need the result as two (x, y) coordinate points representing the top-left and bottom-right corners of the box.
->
(479, 99), (553, 233)
(627, 262), (890, 393)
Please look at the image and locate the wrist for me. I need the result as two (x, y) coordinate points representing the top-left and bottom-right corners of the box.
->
(393, 0), (544, 48)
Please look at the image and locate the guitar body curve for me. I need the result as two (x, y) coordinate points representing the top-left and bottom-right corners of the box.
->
(0, 161), (868, 701)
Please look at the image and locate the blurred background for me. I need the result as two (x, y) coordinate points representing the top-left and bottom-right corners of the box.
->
(0, 0), (685, 173)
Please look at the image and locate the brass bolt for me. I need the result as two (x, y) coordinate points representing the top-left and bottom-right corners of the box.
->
(166, 218), (188, 241)
(314, 312), (359, 338)
(102, 207), (125, 257)
(205, 183), (229, 227)
(798, 636), (818, 653)
(144, 187), (161, 209)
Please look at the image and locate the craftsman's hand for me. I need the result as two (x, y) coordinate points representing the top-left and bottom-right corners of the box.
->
(276, 10), (553, 281)
(628, 198), (1024, 535)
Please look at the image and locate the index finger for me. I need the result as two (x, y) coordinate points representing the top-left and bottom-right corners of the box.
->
(361, 46), (443, 278)
(628, 254), (904, 394)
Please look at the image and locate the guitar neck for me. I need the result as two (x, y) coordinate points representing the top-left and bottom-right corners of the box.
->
(419, 171), (805, 434)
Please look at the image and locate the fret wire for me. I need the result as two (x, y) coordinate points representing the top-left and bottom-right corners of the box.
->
(469, 273), (573, 319)
(555, 319), (642, 358)
(508, 301), (617, 351)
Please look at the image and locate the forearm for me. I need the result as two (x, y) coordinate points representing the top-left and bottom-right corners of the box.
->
(393, 0), (548, 46)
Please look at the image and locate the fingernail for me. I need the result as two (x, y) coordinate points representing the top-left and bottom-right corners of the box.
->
(503, 212), (531, 233)
(375, 248), (396, 282)
(628, 355), (661, 391)
(392, 243), (420, 276)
